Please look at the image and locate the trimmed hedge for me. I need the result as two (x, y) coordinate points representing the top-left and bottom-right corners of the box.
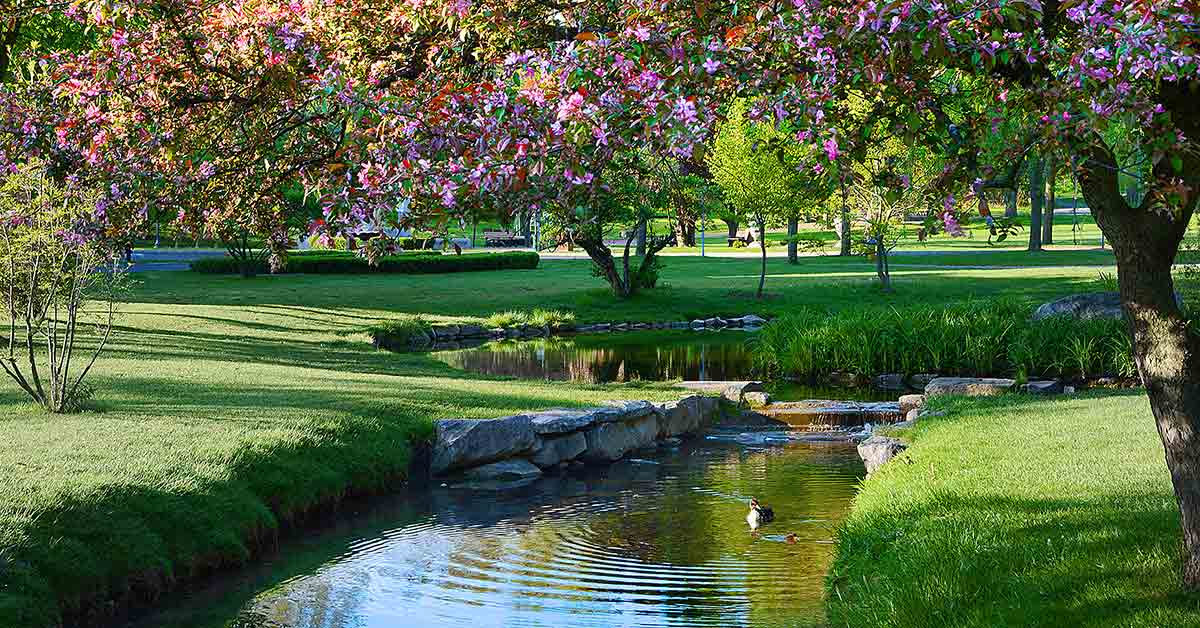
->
(191, 251), (540, 275)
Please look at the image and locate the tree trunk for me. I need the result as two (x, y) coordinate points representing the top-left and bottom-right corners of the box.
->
(786, 217), (799, 265)
(635, 219), (647, 257)
(875, 239), (892, 292)
(1004, 188), (1018, 218)
(724, 218), (739, 245)
(1043, 158), (1057, 245)
(1028, 158), (1044, 252)
(1081, 136), (1200, 589)
(838, 184), (852, 256)
(577, 237), (630, 298)
(756, 217), (768, 298)
(674, 210), (697, 246)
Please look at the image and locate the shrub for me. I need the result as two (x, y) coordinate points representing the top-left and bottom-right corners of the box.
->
(0, 163), (127, 412)
(192, 251), (539, 274)
(753, 300), (1132, 381)
(365, 316), (432, 350)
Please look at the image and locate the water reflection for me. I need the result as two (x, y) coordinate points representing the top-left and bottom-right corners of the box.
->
(433, 332), (755, 384)
(126, 439), (863, 628)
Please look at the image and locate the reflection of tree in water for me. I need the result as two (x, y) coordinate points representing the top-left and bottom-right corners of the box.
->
(434, 334), (756, 384)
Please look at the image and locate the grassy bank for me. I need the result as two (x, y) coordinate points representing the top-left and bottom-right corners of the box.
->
(0, 252), (1133, 625)
(827, 393), (1200, 627)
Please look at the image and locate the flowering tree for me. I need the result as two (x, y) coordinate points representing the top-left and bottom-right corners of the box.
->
(732, 0), (1200, 587)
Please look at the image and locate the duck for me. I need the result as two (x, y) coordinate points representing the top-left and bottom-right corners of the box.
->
(746, 498), (775, 530)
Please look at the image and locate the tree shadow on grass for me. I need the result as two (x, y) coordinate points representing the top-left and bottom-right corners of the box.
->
(829, 489), (1200, 628)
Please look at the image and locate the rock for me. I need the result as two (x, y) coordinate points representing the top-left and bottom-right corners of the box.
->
(1064, 385), (1077, 395)
(431, 415), (537, 475)
(551, 323), (576, 333)
(743, 391), (771, 407)
(582, 413), (659, 462)
(737, 314), (767, 327)
(613, 323), (629, 332)
(430, 324), (461, 339)
(760, 400), (904, 428)
(872, 373), (909, 391)
(530, 432), (588, 468)
(657, 396), (705, 437)
(722, 381), (765, 404)
(1033, 291), (1184, 322)
(905, 408), (920, 422)
(503, 328), (522, 339)
(924, 377), (1015, 397)
(825, 372), (865, 388)
(601, 400), (658, 421)
(670, 321), (691, 330)
(898, 394), (927, 415)
(907, 374), (939, 390)
(632, 322), (650, 330)
(857, 436), (908, 474)
(528, 408), (600, 435)
(691, 319), (707, 329)
(1022, 380), (1064, 395)
(592, 323), (611, 332)
(460, 459), (543, 482)
(459, 324), (485, 338)
(891, 419), (915, 429)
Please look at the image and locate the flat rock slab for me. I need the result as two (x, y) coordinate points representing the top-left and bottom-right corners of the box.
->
(460, 458), (543, 482)
(431, 415), (537, 475)
(1022, 380), (1064, 395)
(925, 377), (1015, 397)
(857, 436), (908, 474)
(760, 400), (903, 428)
(676, 380), (761, 393)
(528, 409), (600, 435)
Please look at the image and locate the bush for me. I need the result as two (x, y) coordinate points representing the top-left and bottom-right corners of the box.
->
(753, 300), (1132, 380)
(365, 316), (433, 350)
(192, 251), (539, 274)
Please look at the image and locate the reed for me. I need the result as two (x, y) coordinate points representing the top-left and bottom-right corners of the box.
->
(753, 300), (1133, 381)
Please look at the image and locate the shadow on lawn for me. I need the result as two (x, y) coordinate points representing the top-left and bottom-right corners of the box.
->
(830, 489), (1200, 628)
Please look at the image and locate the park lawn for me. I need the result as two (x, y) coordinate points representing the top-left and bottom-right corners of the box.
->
(0, 252), (1138, 626)
(827, 393), (1200, 628)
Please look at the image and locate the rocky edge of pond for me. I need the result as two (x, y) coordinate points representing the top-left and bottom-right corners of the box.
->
(430, 396), (726, 483)
(372, 314), (769, 351)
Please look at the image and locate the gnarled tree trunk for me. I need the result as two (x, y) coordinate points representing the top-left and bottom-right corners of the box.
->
(1081, 130), (1200, 588)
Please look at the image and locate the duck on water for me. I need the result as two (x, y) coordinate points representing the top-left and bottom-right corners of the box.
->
(746, 498), (775, 530)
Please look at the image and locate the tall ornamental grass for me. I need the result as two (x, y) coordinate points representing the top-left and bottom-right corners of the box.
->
(752, 300), (1136, 381)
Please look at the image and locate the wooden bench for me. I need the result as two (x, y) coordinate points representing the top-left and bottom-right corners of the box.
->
(483, 231), (526, 247)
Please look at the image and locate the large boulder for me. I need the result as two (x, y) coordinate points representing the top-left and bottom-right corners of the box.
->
(722, 381), (766, 404)
(1032, 292), (1184, 322)
(530, 432), (588, 468)
(431, 415), (537, 475)
(925, 377), (1015, 397)
(1022, 380), (1064, 395)
(582, 414), (659, 462)
(857, 436), (908, 474)
(602, 400), (658, 420)
(658, 396), (707, 438)
(872, 373), (909, 391)
(460, 459), (543, 482)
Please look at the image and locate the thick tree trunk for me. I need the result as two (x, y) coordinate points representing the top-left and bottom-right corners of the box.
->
(577, 237), (630, 298)
(1028, 158), (1044, 252)
(786, 217), (799, 265)
(635, 219), (647, 257)
(1004, 188), (1018, 218)
(1081, 136), (1200, 589)
(674, 210), (697, 247)
(1043, 158), (1057, 245)
(724, 218), (739, 245)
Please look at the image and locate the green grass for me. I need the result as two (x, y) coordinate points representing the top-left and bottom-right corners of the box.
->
(0, 251), (1174, 626)
(828, 393), (1200, 627)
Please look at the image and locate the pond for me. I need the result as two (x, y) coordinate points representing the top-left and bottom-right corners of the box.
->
(433, 331), (756, 385)
(122, 437), (864, 628)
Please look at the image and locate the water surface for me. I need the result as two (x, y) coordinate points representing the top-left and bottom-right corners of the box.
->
(126, 438), (863, 628)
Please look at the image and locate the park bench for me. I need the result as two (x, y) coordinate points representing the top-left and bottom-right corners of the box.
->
(483, 231), (526, 247)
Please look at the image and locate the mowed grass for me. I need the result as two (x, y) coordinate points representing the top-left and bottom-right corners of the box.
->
(828, 393), (1200, 628)
(0, 250), (1143, 626)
